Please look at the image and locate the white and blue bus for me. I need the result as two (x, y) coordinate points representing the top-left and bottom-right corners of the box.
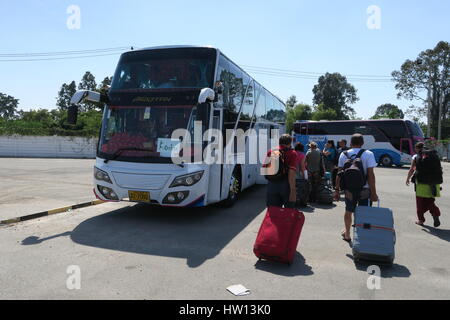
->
(293, 119), (425, 167)
(69, 46), (286, 207)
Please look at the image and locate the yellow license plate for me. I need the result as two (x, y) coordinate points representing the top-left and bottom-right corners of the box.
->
(128, 191), (151, 202)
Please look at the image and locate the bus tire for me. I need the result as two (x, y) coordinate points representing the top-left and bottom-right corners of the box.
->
(380, 155), (393, 167)
(221, 167), (241, 208)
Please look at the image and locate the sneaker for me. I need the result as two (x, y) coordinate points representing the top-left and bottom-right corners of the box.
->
(433, 216), (441, 228)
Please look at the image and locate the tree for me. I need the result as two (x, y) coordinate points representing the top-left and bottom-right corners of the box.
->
(286, 103), (313, 133)
(311, 103), (338, 121)
(56, 81), (77, 111)
(286, 95), (298, 109)
(371, 103), (404, 119)
(312, 72), (359, 120)
(0, 92), (19, 119)
(392, 41), (450, 138)
(78, 71), (98, 111)
(99, 76), (112, 90)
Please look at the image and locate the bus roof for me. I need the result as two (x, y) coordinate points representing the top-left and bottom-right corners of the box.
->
(122, 45), (286, 107)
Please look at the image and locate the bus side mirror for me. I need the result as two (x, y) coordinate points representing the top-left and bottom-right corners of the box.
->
(68, 104), (79, 125)
(198, 88), (215, 104)
(71, 90), (102, 105)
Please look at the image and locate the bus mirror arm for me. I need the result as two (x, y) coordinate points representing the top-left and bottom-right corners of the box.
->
(70, 90), (109, 105)
(198, 88), (215, 104)
(68, 90), (109, 125)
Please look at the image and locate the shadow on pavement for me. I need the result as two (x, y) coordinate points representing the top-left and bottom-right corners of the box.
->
(69, 185), (266, 268)
(345, 254), (411, 278)
(22, 232), (72, 245)
(254, 253), (314, 277)
(300, 202), (337, 213)
(421, 226), (450, 242)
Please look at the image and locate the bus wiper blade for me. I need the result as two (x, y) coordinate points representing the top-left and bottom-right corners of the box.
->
(104, 147), (153, 163)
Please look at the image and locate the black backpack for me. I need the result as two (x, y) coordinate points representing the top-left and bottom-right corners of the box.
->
(339, 149), (367, 192)
(264, 148), (291, 182)
(416, 149), (443, 185)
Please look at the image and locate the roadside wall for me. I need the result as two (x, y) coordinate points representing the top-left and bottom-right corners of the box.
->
(0, 135), (98, 159)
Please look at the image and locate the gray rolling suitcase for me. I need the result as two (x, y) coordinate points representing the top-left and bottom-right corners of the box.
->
(352, 201), (396, 265)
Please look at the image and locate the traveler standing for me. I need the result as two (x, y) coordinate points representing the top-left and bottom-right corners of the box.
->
(406, 142), (442, 227)
(334, 134), (379, 242)
(294, 142), (307, 179)
(323, 140), (337, 174)
(333, 139), (349, 189)
(306, 142), (325, 203)
(264, 134), (298, 208)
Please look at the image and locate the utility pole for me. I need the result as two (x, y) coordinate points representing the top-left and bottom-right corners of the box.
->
(417, 59), (433, 138)
(426, 79), (432, 138)
(438, 93), (444, 141)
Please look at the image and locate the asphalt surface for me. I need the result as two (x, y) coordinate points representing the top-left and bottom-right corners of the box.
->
(0, 160), (449, 300)
(0, 158), (95, 221)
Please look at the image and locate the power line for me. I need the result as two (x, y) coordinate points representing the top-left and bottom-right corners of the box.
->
(0, 47), (130, 57)
(242, 64), (393, 82)
(0, 52), (124, 62)
(246, 69), (393, 83)
(0, 46), (393, 82)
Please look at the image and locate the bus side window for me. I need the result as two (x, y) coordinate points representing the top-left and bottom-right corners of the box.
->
(300, 125), (307, 135)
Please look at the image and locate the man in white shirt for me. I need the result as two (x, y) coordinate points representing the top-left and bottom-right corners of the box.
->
(334, 134), (379, 243)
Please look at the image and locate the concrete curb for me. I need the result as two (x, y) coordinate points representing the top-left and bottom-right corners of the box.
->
(0, 200), (104, 225)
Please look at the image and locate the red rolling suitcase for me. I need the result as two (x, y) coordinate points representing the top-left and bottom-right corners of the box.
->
(253, 206), (305, 265)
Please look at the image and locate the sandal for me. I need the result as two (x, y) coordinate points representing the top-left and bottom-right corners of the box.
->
(341, 232), (351, 243)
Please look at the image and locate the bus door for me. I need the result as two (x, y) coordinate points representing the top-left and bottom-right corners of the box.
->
(400, 138), (413, 155)
(206, 108), (224, 204)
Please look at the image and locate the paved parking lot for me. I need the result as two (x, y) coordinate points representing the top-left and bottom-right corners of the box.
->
(0, 158), (95, 221)
(0, 159), (449, 299)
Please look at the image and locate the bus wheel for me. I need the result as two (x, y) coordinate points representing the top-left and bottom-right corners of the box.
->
(222, 169), (241, 207)
(380, 155), (393, 167)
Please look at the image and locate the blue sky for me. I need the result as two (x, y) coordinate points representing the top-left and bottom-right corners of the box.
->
(0, 0), (449, 119)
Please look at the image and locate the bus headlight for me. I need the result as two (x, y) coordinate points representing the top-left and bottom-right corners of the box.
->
(169, 171), (204, 188)
(97, 185), (119, 200)
(163, 191), (189, 204)
(94, 167), (112, 184)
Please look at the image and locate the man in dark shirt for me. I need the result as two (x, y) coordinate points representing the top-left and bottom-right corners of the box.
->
(266, 134), (298, 208)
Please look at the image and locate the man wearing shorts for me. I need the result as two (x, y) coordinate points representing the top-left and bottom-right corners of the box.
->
(334, 134), (379, 243)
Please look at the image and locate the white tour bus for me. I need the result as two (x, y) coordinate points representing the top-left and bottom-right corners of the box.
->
(293, 119), (425, 167)
(69, 46), (286, 207)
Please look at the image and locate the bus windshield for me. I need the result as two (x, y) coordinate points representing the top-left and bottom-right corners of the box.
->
(110, 48), (216, 91)
(99, 106), (193, 162)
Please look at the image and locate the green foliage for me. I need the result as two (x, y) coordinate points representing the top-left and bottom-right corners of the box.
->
(371, 103), (405, 119)
(286, 103), (312, 132)
(392, 41), (450, 139)
(0, 108), (101, 137)
(1, 71), (108, 137)
(311, 103), (338, 121)
(286, 95), (298, 109)
(56, 81), (77, 111)
(0, 92), (19, 119)
(312, 72), (358, 120)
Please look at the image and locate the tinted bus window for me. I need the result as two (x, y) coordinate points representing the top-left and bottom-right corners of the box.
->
(254, 87), (266, 120)
(238, 78), (255, 131)
(111, 48), (216, 91)
(406, 120), (424, 138)
(374, 120), (408, 150)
